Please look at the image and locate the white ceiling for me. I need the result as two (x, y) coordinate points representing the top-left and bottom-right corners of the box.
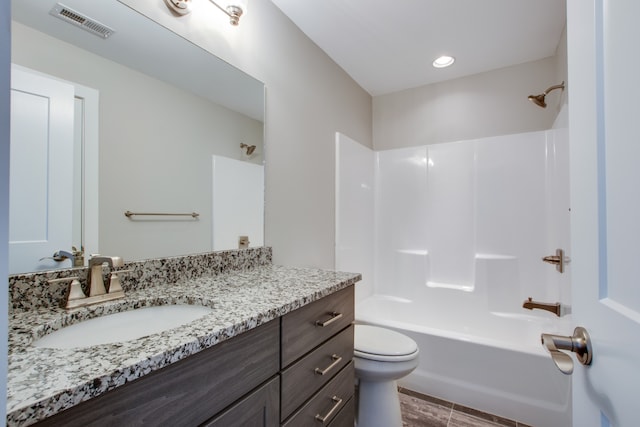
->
(270, 0), (567, 96)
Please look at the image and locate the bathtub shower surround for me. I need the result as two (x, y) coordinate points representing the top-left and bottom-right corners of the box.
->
(374, 130), (570, 304)
(335, 127), (571, 426)
(335, 133), (375, 302)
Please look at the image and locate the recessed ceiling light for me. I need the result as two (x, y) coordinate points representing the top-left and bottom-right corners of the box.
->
(432, 55), (455, 68)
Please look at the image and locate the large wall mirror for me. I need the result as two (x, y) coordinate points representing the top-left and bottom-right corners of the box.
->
(9, 0), (265, 275)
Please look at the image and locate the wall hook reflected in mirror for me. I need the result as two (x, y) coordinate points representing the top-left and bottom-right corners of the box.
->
(241, 143), (256, 157)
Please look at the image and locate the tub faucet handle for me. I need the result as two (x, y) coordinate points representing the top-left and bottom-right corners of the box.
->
(542, 248), (570, 273)
(540, 327), (592, 375)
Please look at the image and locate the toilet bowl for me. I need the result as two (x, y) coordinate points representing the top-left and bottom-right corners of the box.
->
(354, 324), (419, 427)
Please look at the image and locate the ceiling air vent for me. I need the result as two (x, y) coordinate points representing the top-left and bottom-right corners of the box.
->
(49, 3), (115, 39)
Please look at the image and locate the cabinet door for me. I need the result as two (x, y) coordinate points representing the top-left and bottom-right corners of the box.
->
(201, 377), (279, 427)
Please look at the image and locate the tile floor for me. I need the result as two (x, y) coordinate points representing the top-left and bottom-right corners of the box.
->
(399, 387), (534, 427)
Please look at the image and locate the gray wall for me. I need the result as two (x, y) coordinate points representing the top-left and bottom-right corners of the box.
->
(122, 0), (374, 269)
(373, 56), (561, 150)
(0, 0), (10, 420)
(237, 1), (374, 268)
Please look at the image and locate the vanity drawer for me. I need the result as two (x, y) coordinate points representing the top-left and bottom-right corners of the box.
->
(34, 320), (280, 427)
(281, 286), (354, 367)
(327, 396), (355, 427)
(282, 362), (355, 427)
(280, 325), (354, 420)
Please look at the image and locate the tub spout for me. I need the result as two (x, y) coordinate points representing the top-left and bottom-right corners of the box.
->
(522, 297), (562, 317)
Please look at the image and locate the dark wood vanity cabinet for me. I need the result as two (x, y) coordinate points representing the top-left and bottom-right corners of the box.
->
(281, 286), (355, 426)
(34, 320), (281, 427)
(33, 286), (355, 427)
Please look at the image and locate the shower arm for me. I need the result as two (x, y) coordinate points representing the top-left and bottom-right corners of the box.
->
(543, 82), (565, 95)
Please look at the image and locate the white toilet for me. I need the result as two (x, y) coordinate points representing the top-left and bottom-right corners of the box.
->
(354, 324), (419, 427)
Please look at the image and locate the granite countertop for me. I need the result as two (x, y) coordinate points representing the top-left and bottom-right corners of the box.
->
(7, 265), (361, 426)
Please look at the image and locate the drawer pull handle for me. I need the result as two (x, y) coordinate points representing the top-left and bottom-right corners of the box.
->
(314, 395), (343, 424)
(314, 354), (343, 376)
(315, 312), (343, 327)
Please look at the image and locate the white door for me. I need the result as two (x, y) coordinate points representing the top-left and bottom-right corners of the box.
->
(9, 65), (75, 273)
(567, 1), (640, 426)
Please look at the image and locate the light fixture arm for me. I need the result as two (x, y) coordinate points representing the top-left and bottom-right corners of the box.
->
(208, 0), (244, 25)
(165, 0), (245, 25)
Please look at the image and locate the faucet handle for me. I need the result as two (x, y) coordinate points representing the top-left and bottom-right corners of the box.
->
(542, 248), (570, 273)
(71, 246), (85, 267)
(110, 257), (124, 268)
(108, 269), (132, 295)
(48, 277), (86, 309)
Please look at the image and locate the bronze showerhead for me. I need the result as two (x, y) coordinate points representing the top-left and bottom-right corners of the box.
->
(528, 93), (548, 108)
(528, 81), (565, 108)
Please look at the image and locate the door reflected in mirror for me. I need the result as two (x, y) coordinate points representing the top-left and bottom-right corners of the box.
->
(9, 0), (265, 275)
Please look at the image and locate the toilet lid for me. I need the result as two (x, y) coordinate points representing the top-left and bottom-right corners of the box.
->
(354, 325), (418, 361)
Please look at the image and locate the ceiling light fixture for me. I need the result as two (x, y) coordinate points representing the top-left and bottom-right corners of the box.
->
(432, 55), (455, 68)
(165, 0), (247, 26)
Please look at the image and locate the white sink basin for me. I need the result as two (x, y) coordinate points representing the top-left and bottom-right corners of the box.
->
(33, 305), (214, 349)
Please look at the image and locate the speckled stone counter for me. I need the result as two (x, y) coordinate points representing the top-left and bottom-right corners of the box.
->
(6, 250), (361, 426)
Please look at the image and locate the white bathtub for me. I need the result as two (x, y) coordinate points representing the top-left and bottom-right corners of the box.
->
(336, 130), (572, 426)
(356, 294), (572, 427)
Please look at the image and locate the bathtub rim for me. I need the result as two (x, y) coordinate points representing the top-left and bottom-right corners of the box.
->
(356, 294), (574, 357)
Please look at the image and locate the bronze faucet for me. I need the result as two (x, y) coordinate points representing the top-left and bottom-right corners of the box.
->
(522, 297), (562, 317)
(59, 255), (129, 309)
